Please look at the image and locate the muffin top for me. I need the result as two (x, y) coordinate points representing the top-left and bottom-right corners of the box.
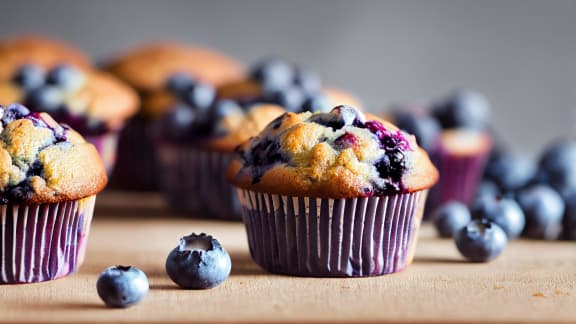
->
(228, 106), (438, 198)
(0, 64), (139, 135)
(437, 129), (492, 157)
(106, 42), (243, 93)
(0, 35), (91, 81)
(0, 103), (107, 205)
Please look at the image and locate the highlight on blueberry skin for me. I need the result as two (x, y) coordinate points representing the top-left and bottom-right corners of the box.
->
(96, 265), (149, 308)
(455, 219), (508, 262)
(166, 233), (232, 289)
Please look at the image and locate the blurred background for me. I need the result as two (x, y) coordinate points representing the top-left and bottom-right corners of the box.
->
(0, 0), (575, 154)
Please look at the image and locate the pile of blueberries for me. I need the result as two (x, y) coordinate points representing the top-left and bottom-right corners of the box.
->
(391, 90), (576, 262)
(160, 58), (332, 142)
(97, 233), (231, 308)
(11, 64), (108, 135)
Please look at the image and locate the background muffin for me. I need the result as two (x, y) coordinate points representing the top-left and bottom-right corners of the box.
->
(0, 103), (107, 284)
(0, 64), (139, 173)
(228, 105), (438, 277)
(105, 42), (244, 191)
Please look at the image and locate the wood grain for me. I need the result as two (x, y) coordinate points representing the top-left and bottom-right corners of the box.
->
(0, 191), (575, 323)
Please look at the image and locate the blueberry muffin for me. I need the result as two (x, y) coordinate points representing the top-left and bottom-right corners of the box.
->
(105, 42), (243, 191)
(0, 35), (90, 81)
(153, 73), (285, 219)
(0, 64), (139, 173)
(0, 103), (107, 284)
(227, 105), (438, 277)
(217, 57), (362, 113)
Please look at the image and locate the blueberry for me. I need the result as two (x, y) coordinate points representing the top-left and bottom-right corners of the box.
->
(165, 72), (195, 94)
(562, 189), (576, 240)
(45, 64), (84, 92)
(432, 201), (472, 238)
(455, 219), (508, 262)
(472, 196), (525, 239)
(517, 185), (565, 240)
(165, 233), (231, 289)
(164, 105), (196, 138)
(391, 108), (441, 152)
(267, 86), (305, 112)
(475, 180), (500, 201)
(309, 105), (364, 130)
(293, 67), (322, 95)
(1, 103), (31, 125)
(24, 86), (64, 113)
(431, 90), (491, 130)
(11, 64), (45, 90)
(96, 265), (149, 308)
(301, 94), (330, 113)
(210, 100), (243, 119)
(538, 139), (576, 195)
(484, 154), (536, 193)
(250, 57), (294, 91)
(183, 82), (216, 112)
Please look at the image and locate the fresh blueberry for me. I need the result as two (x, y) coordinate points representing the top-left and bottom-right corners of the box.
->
(472, 196), (525, 239)
(1, 103), (31, 125)
(309, 105), (364, 130)
(165, 233), (231, 289)
(267, 86), (305, 112)
(25, 85), (64, 114)
(11, 64), (45, 90)
(250, 57), (294, 91)
(164, 105), (196, 138)
(183, 82), (216, 112)
(516, 185), (565, 240)
(96, 265), (149, 308)
(301, 94), (330, 113)
(562, 189), (576, 240)
(538, 139), (576, 195)
(165, 72), (195, 94)
(391, 108), (441, 152)
(210, 100), (243, 119)
(431, 89), (491, 130)
(293, 67), (322, 95)
(432, 201), (472, 238)
(475, 180), (500, 201)
(45, 64), (85, 92)
(484, 154), (536, 193)
(455, 219), (508, 262)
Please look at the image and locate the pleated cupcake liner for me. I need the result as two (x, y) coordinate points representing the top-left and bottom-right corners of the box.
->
(85, 132), (119, 176)
(0, 195), (96, 284)
(110, 117), (158, 191)
(425, 150), (489, 218)
(156, 144), (241, 220)
(237, 189), (428, 277)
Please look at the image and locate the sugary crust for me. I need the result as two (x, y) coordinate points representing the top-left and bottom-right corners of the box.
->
(0, 112), (106, 204)
(227, 110), (438, 198)
(439, 129), (492, 157)
(0, 35), (91, 81)
(106, 42), (243, 93)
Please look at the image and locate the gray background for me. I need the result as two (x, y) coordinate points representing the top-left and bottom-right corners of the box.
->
(1, 0), (575, 155)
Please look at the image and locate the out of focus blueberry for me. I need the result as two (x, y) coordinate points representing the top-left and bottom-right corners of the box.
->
(484, 154), (536, 193)
(302, 94), (331, 113)
(45, 64), (85, 92)
(24, 86), (64, 113)
(293, 67), (322, 95)
(562, 189), (576, 240)
(267, 86), (305, 112)
(472, 195), (525, 239)
(391, 108), (441, 152)
(11, 64), (45, 90)
(250, 57), (294, 91)
(517, 184), (565, 240)
(165, 72), (195, 95)
(432, 201), (471, 238)
(183, 82), (216, 111)
(431, 89), (491, 130)
(538, 139), (576, 195)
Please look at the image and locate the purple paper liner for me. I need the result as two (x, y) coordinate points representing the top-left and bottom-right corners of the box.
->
(236, 189), (428, 277)
(0, 195), (96, 284)
(425, 149), (489, 218)
(156, 143), (241, 220)
(84, 132), (119, 176)
(109, 117), (158, 191)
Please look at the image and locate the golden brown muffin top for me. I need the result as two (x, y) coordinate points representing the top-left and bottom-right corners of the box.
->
(106, 42), (243, 93)
(227, 106), (438, 198)
(0, 65), (139, 134)
(0, 104), (107, 204)
(438, 129), (493, 157)
(0, 35), (91, 81)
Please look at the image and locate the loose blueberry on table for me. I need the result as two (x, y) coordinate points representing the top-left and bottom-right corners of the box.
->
(96, 265), (149, 308)
(472, 195), (525, 239)
(166, 233), (232, 289)
(455, 219), (508, 262)
(517, 184), (565, 240)
(484, 153), (536, 193)
(432, 201), (472, 238)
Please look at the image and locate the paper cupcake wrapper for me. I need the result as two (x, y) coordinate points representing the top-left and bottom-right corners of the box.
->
(157, 144), (241, 220)
(110, 117), (158, 191)
(0, 196), (96, 284)
(426, 150), (489, 217)
(85, 132), (119, 176)
(237, 190), (428, 277)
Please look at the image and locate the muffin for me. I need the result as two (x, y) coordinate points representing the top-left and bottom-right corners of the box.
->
(106, 42), (244, 191)
(0, 35), (90, 81)
(0, 103), (107, 284)
(227, 105), (438, 277)
(0, 64), (139, 173)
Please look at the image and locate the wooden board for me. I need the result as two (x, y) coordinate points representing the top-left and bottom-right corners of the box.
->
(0, 191), (575, 323)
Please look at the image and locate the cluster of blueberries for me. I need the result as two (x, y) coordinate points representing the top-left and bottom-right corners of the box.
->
(161, 58), (331, 141)
(11, 64), (107, 135)
(392, 90), (576, 262)
(97, 233), (231, 308)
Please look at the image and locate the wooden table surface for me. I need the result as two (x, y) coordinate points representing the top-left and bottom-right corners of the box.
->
(0, 191), (575, 323)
